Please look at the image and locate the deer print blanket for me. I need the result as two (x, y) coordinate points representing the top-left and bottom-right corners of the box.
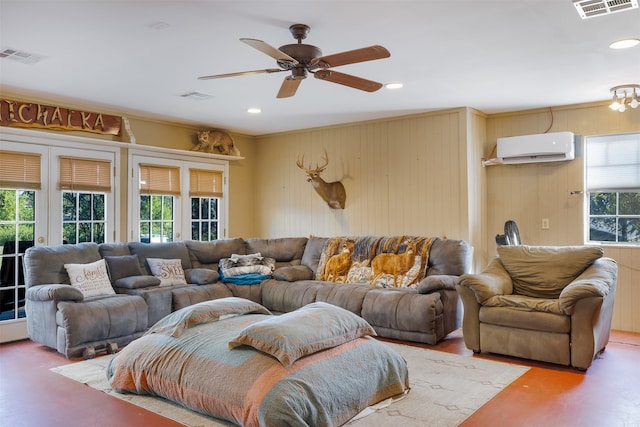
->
(316, 236), (433, 288)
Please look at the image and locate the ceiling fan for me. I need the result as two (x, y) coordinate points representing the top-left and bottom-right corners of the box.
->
(198, 24), (391, 98)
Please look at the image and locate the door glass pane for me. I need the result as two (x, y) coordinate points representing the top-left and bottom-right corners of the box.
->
(18, 191), (35, 221)
(189, 197), (219, 241)
(140, 195), (150, 220)
(93, 194), (105, 220)
(78, 193), (92, 221)
(140, 194), (175, 242)
(62, 191), (107, 244)
(0, 189), (34, 321)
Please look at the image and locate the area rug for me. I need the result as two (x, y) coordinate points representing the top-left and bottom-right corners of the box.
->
(51, 342), (529, 427)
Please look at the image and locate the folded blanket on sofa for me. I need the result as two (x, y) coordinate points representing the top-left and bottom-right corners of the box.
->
(219, 253), (275, 284)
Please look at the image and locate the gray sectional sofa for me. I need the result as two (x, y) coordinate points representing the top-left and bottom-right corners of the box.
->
(24, 235), (473, 358)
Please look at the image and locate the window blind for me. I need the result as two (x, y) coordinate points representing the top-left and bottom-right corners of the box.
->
(586, 133), (640, 191)
(189, 168), (223, 197)
(139, 164), (181, 196)
(0, 150), (42, 189)
(59, 156), (112, 192)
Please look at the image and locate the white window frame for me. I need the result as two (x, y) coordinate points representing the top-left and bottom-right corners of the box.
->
(49, 146), (118, 244)
(584, 132), (640, 246)
(129, 150), (228, 242)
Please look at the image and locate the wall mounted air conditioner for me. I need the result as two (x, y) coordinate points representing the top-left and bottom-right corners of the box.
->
(497, 131), (575, 164)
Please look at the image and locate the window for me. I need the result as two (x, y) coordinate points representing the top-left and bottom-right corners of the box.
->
(138, 164), (180, 243)
(189, 169), (223, 241)
(59, 156), (111, 244)
(130, 153), (228, 243)
(586, 132), (640, 244)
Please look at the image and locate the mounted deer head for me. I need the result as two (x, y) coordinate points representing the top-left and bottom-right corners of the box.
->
(296, 149), (346, 209)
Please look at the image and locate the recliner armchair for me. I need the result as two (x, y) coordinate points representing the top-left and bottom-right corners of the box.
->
(456, 245), (617, 370)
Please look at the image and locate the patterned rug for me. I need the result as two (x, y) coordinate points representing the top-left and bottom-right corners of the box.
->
(51, 341), (529, 427)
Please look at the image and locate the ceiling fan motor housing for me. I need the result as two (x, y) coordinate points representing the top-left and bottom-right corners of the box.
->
(278, 43), (323, 67)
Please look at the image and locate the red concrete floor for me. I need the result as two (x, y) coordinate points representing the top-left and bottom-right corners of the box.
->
(1, 330), (639, 427)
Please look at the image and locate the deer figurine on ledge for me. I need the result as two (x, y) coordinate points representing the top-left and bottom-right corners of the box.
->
(296, 149), (346, 209)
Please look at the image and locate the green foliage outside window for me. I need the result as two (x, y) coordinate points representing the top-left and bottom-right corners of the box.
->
(589, 192), (640, 243)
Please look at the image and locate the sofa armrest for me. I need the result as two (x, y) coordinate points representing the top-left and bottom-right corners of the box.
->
(114, 275), (161, 289)
(418, 275), (458, 293)
(559, 257), (617, 315)
(26, 284), (84, 302)
(185, 268), (220, 285)
(272, 265), (314, 282)
(457, 258), (513, 303)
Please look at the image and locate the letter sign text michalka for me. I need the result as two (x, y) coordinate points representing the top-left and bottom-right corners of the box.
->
(0, 98), (121, 135)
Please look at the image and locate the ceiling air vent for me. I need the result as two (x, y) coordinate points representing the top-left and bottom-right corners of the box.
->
(180, 92), (213, 100)
(0, 47), (44, 64)
(572, 0), (639, 19)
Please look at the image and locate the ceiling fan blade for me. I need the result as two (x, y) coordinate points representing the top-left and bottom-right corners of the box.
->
(198, 68), (284, 80)
(311, 45), (390, 68)
(314, 70), (383, 92)
(277, 76), (302, 98)
(240, 38), (299, 64)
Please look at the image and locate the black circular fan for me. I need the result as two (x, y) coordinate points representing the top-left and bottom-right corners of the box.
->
(495, 220), (521, 246)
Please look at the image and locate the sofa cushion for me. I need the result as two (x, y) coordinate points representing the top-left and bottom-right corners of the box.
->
(185, 238), (246, 268)
(98, 242), (131, 258)
(301, 236), (328, 274)
(24, 242), (101, 287)
(185, 268), (219, 285)
(427, 238), (473, 276)
(146, 258), (188, 286)
(497, 245), (603, 298)
(245, 237), (308, 263)
(64, 259), (116, 297)
(114, 275), (161, 289)
(128, 241), (192, 274)
(103, 255), (143, 284)
(272, 265), (314, 282)
(228, 301), (376, 367)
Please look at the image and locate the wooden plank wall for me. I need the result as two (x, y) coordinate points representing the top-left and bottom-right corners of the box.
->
(253, 109), (474, 242)
(486, 103), (640, 332)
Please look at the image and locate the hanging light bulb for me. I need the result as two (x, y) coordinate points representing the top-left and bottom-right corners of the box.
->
(618, 93), (627, 112)
(610, 92), (620, 109)
(630, 89), (639, 109)
(610, 91), (620, 110)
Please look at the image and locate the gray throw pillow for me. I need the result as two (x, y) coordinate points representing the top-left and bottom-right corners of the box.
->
(104, 255), (143, 284)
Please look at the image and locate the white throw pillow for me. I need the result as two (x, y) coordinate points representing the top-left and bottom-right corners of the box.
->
(64, 259), (116, 297)
(146, 258), (187, 286)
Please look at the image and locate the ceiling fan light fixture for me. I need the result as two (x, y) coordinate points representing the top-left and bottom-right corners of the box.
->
(386, 83), (403, 90)
(247, 107), (262, 114)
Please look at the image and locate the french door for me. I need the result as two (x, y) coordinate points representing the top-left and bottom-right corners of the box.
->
(0, 142), (48, 342)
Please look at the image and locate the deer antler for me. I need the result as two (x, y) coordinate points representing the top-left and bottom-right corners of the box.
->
(316, 149), (329, 173)
(296, 155), (307, 171)
(296, 149), (329, 174)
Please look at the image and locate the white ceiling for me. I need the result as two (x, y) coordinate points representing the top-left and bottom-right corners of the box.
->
(1, 1), (639, 136)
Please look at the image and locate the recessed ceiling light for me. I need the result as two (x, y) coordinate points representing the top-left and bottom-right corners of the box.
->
(609, 38), (640, 49)
(386, 83), (403, 90)
(247, 108), (262, 114)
